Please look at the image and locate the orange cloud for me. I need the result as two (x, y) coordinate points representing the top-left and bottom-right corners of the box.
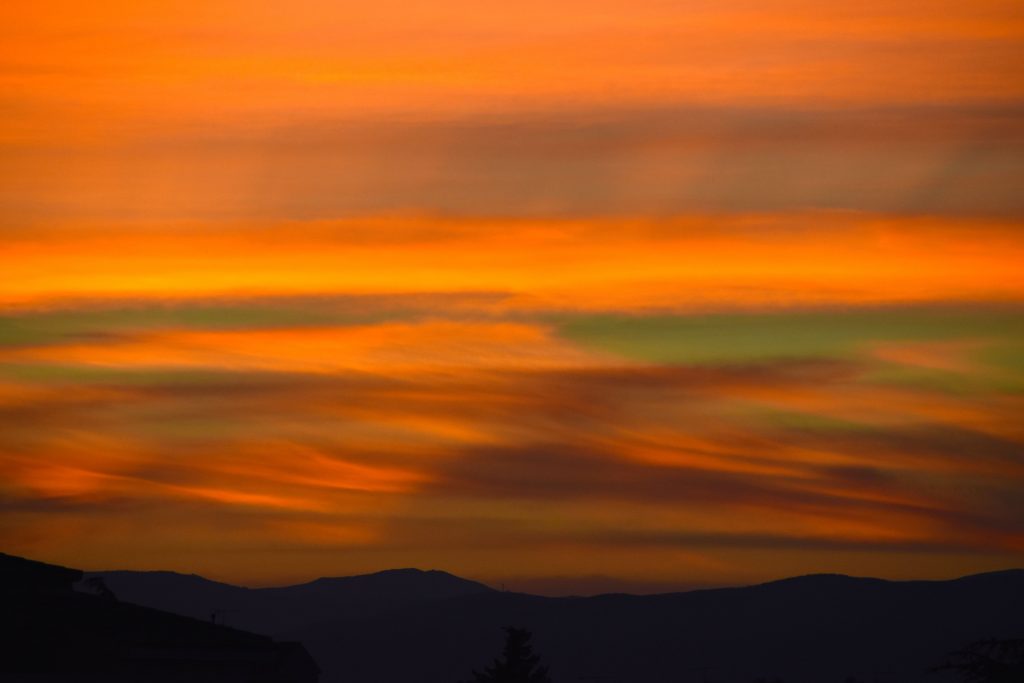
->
(0, 321), (607, 372)
(3, 214), (1023, 309)
(3, 351), (1023, 584)
(3, 0), (1024, 586)
(3, 0), (1022, 146)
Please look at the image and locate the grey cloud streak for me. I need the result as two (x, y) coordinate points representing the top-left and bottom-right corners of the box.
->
(4, 104), (1023, 221)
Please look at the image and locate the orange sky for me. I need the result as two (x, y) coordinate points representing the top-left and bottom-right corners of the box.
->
(1, 0), (1023, 591)
(4, 214), (1024, 309)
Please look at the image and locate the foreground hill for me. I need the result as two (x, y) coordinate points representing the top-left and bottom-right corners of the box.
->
(2, 552), (318, 682)
(92, 567), (1024, 683)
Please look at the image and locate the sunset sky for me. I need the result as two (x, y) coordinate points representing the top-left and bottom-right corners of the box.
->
(1, 0), (1023, 593)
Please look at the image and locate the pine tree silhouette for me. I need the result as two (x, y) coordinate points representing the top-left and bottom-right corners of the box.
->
(464, 627), (553, 683)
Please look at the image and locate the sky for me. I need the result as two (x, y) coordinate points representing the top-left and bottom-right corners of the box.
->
(1, 0), (1023, 594)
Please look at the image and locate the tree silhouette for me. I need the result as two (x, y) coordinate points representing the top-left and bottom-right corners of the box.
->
(464, 627), (553, 683)
(933, 638), (1024, 682)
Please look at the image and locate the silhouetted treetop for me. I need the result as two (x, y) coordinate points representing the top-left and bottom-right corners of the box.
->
(464, 626), (552, 683)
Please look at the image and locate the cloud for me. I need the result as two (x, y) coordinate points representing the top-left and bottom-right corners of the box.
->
(576, 529), (1018, 556)
(2, 350), (1022, 582)
(3, 0), (1024, 589)
(4, 213), (1024, 309)
(5, 104), (1024, 221)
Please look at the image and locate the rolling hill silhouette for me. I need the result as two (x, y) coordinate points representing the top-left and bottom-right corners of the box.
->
(89, 567), (1024, 683)
(90, 567), (492, 635)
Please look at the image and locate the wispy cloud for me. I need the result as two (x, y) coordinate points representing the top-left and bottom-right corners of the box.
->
(2, 310), (1022, 583)
(2, 0), (1023, 587)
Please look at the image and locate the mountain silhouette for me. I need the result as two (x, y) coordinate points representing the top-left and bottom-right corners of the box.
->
(89, 567), (493, 634)
(84, 566), (1024, 682)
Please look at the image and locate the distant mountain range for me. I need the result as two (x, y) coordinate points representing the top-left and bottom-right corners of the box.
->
(90, 567), (490, 635)
(88, 567), (1024, 683)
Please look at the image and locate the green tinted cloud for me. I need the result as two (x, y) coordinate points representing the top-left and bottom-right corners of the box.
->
(556, 306), (1024, 395)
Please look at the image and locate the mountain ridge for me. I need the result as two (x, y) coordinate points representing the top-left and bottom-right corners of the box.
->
(89, 565), (1024, 595)
(81, 564), (1024, 682)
